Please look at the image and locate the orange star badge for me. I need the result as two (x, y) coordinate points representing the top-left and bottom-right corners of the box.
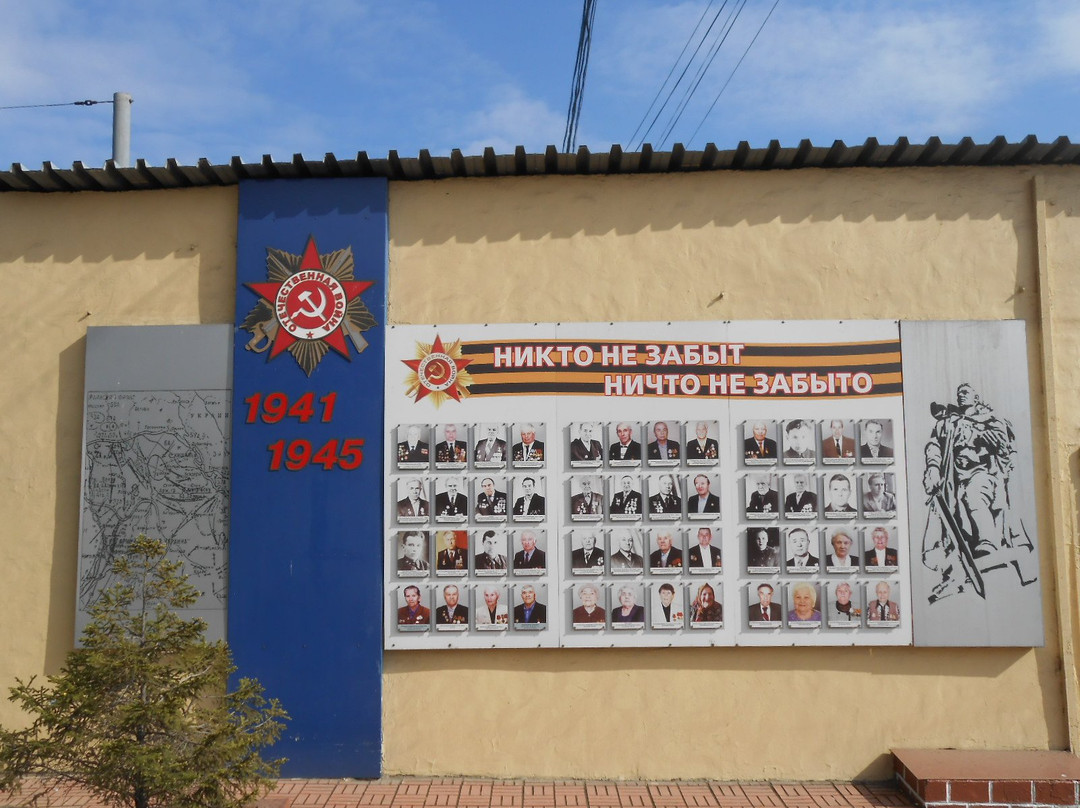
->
(403, 335), (473, 406)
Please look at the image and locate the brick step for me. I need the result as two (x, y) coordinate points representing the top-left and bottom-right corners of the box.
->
(893, 749), (1080, 807)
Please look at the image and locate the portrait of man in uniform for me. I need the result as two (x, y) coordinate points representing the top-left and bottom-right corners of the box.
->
(783, 419), (816, 463)
(570, 422), (603, 464)
(435, 530), (467, 573)
(685, 420), (719, 462)
(397, 531), (430, 573)
(747, 527), (780, 569)
(435, 423), (468, 465)
(473, 529), (507, 572)
(396, 477), (429, 521)
(822, 419), (856, 461)
(435, 584), (468, 627)
(609, 474), (643, 517)
(609, 422), (642, 463)
(474, 476), (508, 519)
(474, 423), (507, 464)
(396, 424), (430, 467)
(571, 530), (605, 572)
(743, 420), (777, 461)
(511, 423), (545, 464)
(647, 420), (680, 462)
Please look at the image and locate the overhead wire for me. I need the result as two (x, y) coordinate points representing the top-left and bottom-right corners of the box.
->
(655, 0), (747, 149)
(626, 0), (717, 149)
(0, 99), (113, 111)
(562, 0), (599, 153)
(632, 1), (731, 151)
(686, 0), (781, 147)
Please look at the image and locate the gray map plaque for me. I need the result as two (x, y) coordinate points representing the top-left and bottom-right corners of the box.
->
(77, 326), (232, 641)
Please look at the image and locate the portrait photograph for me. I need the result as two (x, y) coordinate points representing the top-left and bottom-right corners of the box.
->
(858, 418), (895, 464)
(784, 527), (820, 573)
(434, 583), (469, 631)
(650, 582), (685, 629)
(787, 581), (822, 628)
(434, 529), (469, 576)
(609, 528), (645, 574)
(571, 582), (607, 629)
(747, 581), (782, 626)
(782, 472), (818, 519)
(648, 527), (683, 572)
(395, 530), (430, 577)
(824, 528), (861, 573)
(860, 472), (898, 518)
(823, 472), (857, 519)
(646, 420), (682, 465)
(395, 424), (431, 470)
(608, 421), (642, 466)
(395, 476), (430, 524)
(569, 474), (604, 520)
(511, 475), (546, 521)
(473, 422), (508, 467)
(646, 473), (682, 520)
(610, 582), (646, 629)
(863, 525), (900, 570)
(607, 473), (643, 521)
(685, 472), (721, 519)
(821, 418), (857, 464)
(474, 584), (509, 630)
(512, 583), (548, 630)
(687, 526), (722, 573)
(433, 476), (469, 522)
(745, 527), (781, 572)
(569, 529), (606, 575)
(865, 580), (901, 626)
(511, 528), (547, 575)
(511, 422), (546, 468)
(569, 421), (604, 467)
(474, 474), (509, 522)
(781, 419), (817, 465)
(744, 472), (780, 519)
(396, 584), (431, 631)
(684, 420), (720, 465)
(472, 529), (508, 575)
(826, 581), (862, 627)
(742, 419), (778, 465)
(689, 580), (723, 628)
(433, 422), (469, 468)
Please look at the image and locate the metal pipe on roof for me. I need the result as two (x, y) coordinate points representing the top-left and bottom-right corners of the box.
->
(112, 92), (132, 168)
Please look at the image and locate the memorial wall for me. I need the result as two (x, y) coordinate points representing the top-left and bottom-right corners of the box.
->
(1, 163), (1079, 781)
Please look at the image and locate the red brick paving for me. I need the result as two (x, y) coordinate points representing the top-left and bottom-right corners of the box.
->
(0, 778), (913, 808)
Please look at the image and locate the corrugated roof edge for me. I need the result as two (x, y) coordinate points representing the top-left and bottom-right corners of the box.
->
(2, 135), (1077, 193)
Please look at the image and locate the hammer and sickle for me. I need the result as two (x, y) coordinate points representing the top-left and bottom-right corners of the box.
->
(296, 288), (327, 319)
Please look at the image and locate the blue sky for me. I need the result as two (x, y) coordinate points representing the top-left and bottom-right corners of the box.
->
(2, 0), (1079, 168)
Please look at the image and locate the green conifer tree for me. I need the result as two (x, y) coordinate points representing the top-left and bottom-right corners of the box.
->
(0, 535), (288, 808)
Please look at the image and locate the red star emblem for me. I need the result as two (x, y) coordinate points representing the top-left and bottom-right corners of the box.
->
(246, 236), (373, 360)
(402, 335), (473, 402)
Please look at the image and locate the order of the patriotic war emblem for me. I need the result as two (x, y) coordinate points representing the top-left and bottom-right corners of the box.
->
(242, 235), (377, 376)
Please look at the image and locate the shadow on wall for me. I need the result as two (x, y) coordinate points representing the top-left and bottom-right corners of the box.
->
(389, 167), (1069, 247)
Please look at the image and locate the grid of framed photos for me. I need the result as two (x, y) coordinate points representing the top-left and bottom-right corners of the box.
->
(737, 418), (903, 635)
(384, 320), (914, 649)
(388, 422), (557, 647)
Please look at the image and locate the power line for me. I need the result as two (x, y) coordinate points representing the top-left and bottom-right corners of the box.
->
(0, 99), (113, 111)
(562, 0), (599, 154)
(627, 0), (717, 149)
(655, 0), (747, 150)
(633, 2), (732, 151)
(687, 0), (781, 147)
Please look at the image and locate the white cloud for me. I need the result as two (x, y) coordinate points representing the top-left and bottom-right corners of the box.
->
(457, 85), (566, 155)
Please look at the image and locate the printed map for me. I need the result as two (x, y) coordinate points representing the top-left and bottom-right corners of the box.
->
(79, 390), (230, 616)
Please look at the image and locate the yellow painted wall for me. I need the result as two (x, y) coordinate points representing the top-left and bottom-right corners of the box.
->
(0, 187), (237, 707)
(385, 167), (1071, 780)
(0, 165), (1075, 782)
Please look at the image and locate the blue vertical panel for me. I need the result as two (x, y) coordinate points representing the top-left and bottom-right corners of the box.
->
(229, 178), (387, 777)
